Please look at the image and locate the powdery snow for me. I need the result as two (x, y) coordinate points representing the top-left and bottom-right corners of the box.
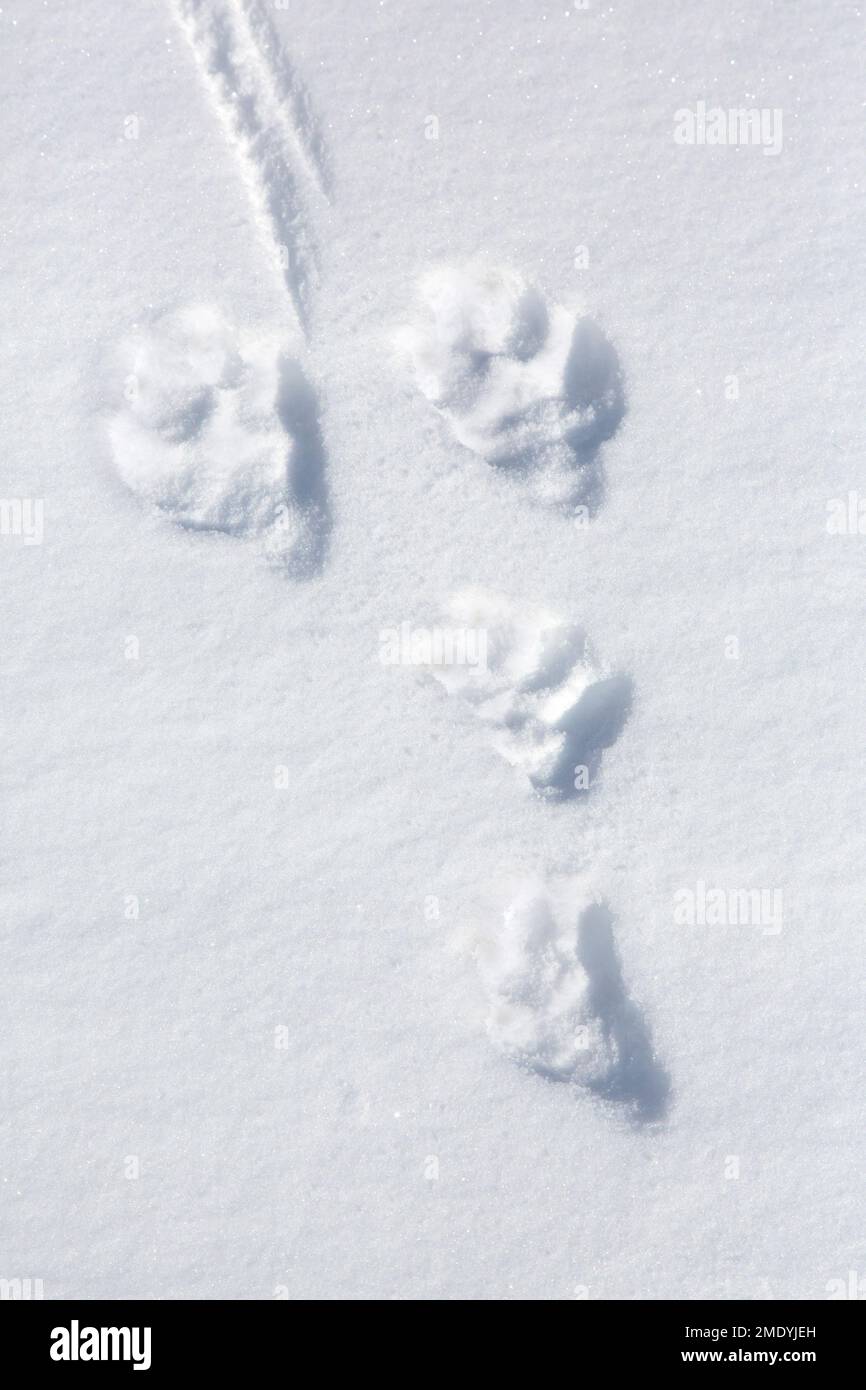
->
(2, 0), (864, 1302)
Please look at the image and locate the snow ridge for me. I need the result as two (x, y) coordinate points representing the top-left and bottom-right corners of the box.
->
(173, 0), (327, 333)
(235, 0), (330, 197)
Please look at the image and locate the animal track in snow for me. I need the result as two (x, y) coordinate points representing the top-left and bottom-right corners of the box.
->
(427, 591), (631, 800)
(173, 0), (328, 333)
(397, 265), (624, 511)
(478, 882), (669, 1118)
(107, 304), (330, 575)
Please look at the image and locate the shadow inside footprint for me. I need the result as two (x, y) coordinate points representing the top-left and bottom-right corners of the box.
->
(563, 317), (625, 444)
(577, 902), (670, 1122)
(535, 672), (633, 801)
(485, 315), (624, 517)
(276, 356), (332, 579)
(560, 317), (625, 513)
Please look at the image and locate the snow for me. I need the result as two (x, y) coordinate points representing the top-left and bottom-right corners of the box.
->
(107, 304), (329, 573)
(477, 879), (668, 1120)
(423, 589), (631, 799)
(1, 0), (864, 1300)
(110, 307), (286, 540)
(397, 264), (622, 508)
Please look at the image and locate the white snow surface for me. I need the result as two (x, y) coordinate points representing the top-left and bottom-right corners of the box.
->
(1, 0), (865, 1300)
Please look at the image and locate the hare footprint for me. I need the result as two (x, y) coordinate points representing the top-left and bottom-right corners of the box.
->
(398, 265), (624, 510)
(108, 304), (329, 575)
(425, 589), (631, 800)
(479, 881), (669, 1118)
